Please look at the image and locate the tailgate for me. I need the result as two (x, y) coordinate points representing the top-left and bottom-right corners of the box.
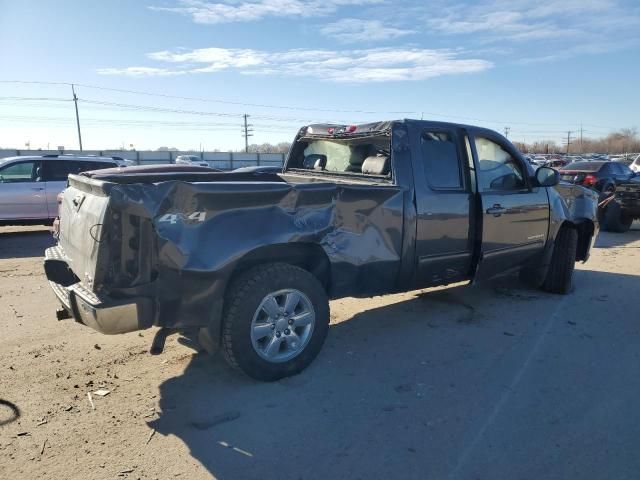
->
(58, 175), (112, 290)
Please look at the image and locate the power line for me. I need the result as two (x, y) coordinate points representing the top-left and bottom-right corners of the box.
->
(0, 80), (416, 115)
(0, 80), (628, 130)
(0, 114), (295, 131)
(0, 96), (71, 102)
(76, 98), (351, 124)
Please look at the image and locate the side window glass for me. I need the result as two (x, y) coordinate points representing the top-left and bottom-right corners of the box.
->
(420, 131), (463, 189)
(615, 163), (629, 175)
(0, 161), (37, 183)
(474, 137), (526, 192)
(45, 161), (76, 181)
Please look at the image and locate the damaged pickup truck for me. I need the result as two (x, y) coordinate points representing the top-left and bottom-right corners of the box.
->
(44, 120), (599, 381)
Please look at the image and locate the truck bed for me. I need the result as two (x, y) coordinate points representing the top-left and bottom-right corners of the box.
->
(49, 171), (408, 333)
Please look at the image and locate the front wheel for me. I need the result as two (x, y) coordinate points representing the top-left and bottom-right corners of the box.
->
(221, 263), (330, 381)
(542, 227), (578, 294)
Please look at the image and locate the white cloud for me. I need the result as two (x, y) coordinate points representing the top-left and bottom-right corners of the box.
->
(420, 0), (640, 63)
(149, 0), (383, 24)
(98, 46), (492, 82)
(425, 0), (627, 41)
(320, 19), (414, 43)
(96, 66), (186, 77)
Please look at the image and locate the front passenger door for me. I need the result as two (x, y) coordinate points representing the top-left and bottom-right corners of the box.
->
(0, 160), (47, 220)
(471, 133), (549, 280)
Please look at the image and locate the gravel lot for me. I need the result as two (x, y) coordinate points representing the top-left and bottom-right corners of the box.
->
(1, 223), (639, 480)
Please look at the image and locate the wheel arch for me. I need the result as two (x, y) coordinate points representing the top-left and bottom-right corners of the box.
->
(572, 218), (596, 262)
(227, 242), (332, 295)
(552, 218), (594, 262)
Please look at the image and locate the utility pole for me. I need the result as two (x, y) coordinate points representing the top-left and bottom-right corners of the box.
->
(71, 84), (83, 151)
(241, 114), (253, 153)
(565, 130), (573, 154)
(504, 126), (510, 139)
(580, 124), (583, 154)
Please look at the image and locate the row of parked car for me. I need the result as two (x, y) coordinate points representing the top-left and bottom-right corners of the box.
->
(0, 153), (283, 224)
(1, 149), (638, 233)
(524, 153), (640, 172)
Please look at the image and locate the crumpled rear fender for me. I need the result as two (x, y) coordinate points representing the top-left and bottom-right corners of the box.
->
(109, 179), (405, 330)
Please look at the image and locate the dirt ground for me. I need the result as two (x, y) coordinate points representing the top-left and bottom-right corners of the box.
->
(1, 223), (639, 480)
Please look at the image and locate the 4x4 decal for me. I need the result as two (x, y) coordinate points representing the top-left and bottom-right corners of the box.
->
(157, 211), (207, 224)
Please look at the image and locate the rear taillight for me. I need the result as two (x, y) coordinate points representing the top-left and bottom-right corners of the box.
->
(583, 174), (597, 186)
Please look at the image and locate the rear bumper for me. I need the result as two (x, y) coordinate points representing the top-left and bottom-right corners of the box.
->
(44, 246), (154, 334)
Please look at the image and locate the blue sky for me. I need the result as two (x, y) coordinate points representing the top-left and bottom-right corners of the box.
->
(0, 0), (639, 150)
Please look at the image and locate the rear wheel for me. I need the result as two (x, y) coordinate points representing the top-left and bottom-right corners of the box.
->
(601, 201), (633, 233)
(542, 226), (577, 294)
(221, 263), (330, 381)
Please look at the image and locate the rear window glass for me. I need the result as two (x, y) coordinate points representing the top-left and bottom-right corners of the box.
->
(291, 135), (391, 176)
(563, 162), (604, 171)
(420, 131), (463, 189)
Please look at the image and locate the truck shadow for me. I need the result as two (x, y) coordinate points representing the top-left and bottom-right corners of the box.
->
(0, 228), (55, 259)
(149, 269), (640, 480)
(594, 222), (640, 249)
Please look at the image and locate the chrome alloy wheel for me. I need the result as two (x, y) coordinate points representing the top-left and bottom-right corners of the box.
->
(250, 289), (315, 363)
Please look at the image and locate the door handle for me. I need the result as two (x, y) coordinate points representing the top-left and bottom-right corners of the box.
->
(486, 204), (507, 216)
(31, 187), (45, 191)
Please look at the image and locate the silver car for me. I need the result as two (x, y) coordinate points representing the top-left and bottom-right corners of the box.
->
(0, 154), (121, 224)
(175, 154), (209, 167)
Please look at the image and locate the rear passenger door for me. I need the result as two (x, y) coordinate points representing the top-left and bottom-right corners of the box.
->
(42, 160), (117, 217)
(42, 161), (80, 218)
(411, 125), (475, 286)
(469, 131), (549, 280)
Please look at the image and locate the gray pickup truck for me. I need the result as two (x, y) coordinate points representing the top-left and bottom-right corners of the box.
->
(44, 120), (599, 381)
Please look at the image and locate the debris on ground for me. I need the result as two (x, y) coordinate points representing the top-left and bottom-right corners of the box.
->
(93, 389), (110, 397)
(87, 392), (95, 410)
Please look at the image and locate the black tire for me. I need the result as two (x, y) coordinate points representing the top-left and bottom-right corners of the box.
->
(597, 183), (615, 203)
(221, 263), (330, 381)
(542, 227), (578, 294)
(601, 201), (633, 233)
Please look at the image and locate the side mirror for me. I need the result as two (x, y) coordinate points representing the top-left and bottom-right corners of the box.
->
(535, 166), (559, 187)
